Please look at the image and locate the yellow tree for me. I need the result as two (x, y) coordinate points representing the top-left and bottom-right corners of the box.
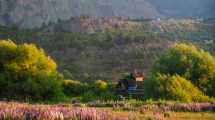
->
(0, 40), (64, 101)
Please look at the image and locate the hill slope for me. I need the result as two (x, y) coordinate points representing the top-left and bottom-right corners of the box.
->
(0, 18), (214, 81)
(0, 0), (215, 28)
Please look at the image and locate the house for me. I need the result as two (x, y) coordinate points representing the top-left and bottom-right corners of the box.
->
(116, 72), (145, 98)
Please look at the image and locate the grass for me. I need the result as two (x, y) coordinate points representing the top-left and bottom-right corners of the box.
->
(170, 112), (215, 120)
(112, 110), (215, 120)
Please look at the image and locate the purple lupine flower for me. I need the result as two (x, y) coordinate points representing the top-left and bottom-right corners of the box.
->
(139, 102), (214, 112)
(0, 101), (129, 120)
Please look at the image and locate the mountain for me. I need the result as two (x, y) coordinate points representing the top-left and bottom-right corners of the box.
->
(0, 0), (214, 28)
(149, 0), (215, 18)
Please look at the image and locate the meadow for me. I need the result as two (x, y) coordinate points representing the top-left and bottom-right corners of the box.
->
(0, 101), (214, 120)
(0, 32), (215, 119)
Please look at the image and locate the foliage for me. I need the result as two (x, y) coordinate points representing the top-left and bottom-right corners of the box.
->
(152, 43), (215, 97)
(78, 90), (115, 102)
(81, 91), (98, 102)
(97, 91), (116, 101)
(62, 79), (116, 102)
(0, 40), (64, 101)
(62, 80), (89, 96)
(89, 80), (116, 101)
(93, 80), (108, 90)
(144, 74), (209, 102)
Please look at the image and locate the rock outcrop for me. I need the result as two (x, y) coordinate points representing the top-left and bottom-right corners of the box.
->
(0, 0), (214, 28)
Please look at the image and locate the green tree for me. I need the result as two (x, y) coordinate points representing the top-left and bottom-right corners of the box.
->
(151, 43), (215, 97)
(144, 73), (209, 102)
(0, 40), (64, 101)
(62, 80), (89, 96)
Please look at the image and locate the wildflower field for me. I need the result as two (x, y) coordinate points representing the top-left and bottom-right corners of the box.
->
(0, 101), (214, 120)
(0, 101), (129, 120)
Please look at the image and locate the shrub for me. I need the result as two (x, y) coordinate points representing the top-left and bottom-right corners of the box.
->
(81, 91), (97, 102)
(93, 80), (108, 90)
(0, 40), (64, 101)
(98, 91), (116, 101)
(22, 72), (64, 101)
(144, 74), (209, 102)
(81, 90), (116, 102)
(63, 79), (116, 101)
(92, 80), (116, 101)
(152, 43), (215, 97)
(62, 80), (89, 96)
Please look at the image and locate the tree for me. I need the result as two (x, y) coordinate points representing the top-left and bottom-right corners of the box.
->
(151, 43), (215, 97)
(0, 40), (64, 101)
(144, 73), (209, 102)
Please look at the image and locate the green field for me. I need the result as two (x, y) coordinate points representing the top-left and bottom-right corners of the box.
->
(113, 111), (215, 120)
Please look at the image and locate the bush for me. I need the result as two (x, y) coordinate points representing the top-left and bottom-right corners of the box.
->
(144, 74), (209, 102)
(81, 90), (116, 102)
(152, 43), (215, 97)
(21, 72), (64, 101)
(62, 80), (89, 96)
(62, 79), (116, 101)
(98, 91), (116, 101)
(93, 80), (108, 90)
(92, 80), (116, 101)
(81, 91), (97, 102)
(0, 40), (64, 101)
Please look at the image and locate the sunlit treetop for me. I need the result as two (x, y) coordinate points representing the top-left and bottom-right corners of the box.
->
(152, 43), (215, 97)
(0, 40), (57, 76)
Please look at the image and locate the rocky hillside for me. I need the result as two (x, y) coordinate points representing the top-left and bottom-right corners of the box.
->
(0, 0), (214, 28)
(149, 0), (215, 18)
(0, 18), (214, 81)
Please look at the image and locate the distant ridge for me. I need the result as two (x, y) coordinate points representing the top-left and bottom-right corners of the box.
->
(0, 0), (214, 28)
